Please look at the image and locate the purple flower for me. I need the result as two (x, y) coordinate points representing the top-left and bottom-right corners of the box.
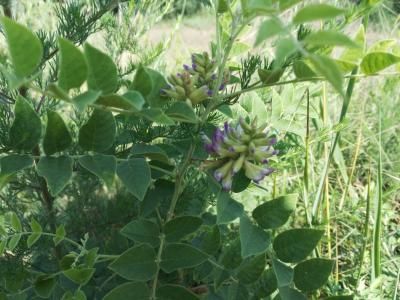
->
(205, 143), (215, 154)
(219, 83), (226, 91)
(183, 64), (190, 71)
(207, 89), (213, 97)
(192, 63), (197, 71)
(214, 170), (223, 181)
(224, 121), (230, 133)
(222, 176), (233, 191)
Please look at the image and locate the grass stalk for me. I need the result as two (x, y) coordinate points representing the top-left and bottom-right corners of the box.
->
(372, 107), (383, 280)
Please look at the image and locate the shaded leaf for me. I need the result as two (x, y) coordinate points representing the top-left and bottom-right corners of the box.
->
(131, 65), (153, 98)
(120, 219), (160, 247)
(160, 243), (208, 273)
(256, 269), (277, 297)
(34, 276), (56, 299)
(157, 285), (199, 300)
(116, 158), (151, 201)
(236, 253), (266, 284)
(96, 91), (144, 111)
(278, 286), (307, 300)
(293, 60), (316, 79)
(131, 144), (170, 164)
(36, 156), (73, 196)
(273, 229), (324, 263)
(217, 191), (244, 224)
(239, 215), (271, 258)
(9, 211), (22, 232)
(165, 102), (198, 124)
(58, 38), (87, 90)
(231, 169), (251, 193)
(78, 154), (116, 188)
(0, 154), (33, 175)
(252, 194), (298, 229)
(27, 219), (42, 248)
(103, 282), (150, 300)
(140, 108), (175, 125)
(53, 224), (66, 246)
(63, 268), (94, 285)
(200, 225), (221, 255)
(78, 109), (116, 152)
(9, 96), (42, 151)
(258, 68), (284, 84)
(293, 258), (334, 292)
(72, 90), (102, 112)
(108, 244), (157, 281)
(43, 111), (72, 155)
(272, 259), (293, 287)
(164, 216), (203, 242)
(84, 43), (118, 94)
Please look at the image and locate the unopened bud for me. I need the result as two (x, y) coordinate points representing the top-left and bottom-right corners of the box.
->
(189, 86), (209, 105)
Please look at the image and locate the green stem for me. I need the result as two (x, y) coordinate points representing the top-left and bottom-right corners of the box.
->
(311, 67), (358, 222)
(150, 143), (195, 299)
(221, 71), (400, 102)
(1, 154), (174, 177)
(4, 231), (82, 249)
(373, 106), (383, 279)
(151, 233), (165, 300)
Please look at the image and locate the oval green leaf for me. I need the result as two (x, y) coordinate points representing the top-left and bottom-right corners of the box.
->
(43, 110), (72, 155)
(217, 191), (244, 224)
(273, 228), (324, 263)
(293, 4), (344, 24)
(164, 216), (203, 243)
(160, 243), (208, 273)
(103, 282), (150, 300)
(236, 253), (266, 284)
(84, 43), (118, 94)
(108, 244), (157, 281)
(239, 215), (271, 258)
(294, 258), (334, 292)
(58, 38), (88, 90)
(78, 109), (116, 152)
(9, 96), (42, 151)
(120, 219), (160, 247)
(1, 17), (43, 78)
(360, 52), (400, 75)
(116, 158), (151, 201)
(252, 194), (298, 229)
(78, 154), (116, 188)
(36, 156), (73, 196)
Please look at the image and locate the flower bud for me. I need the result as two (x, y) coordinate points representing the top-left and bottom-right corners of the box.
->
(214, 160), (234, 181)
(233, 154), (245, 174)
(189, 86), (209, 105)
(221, 174), (233, 191)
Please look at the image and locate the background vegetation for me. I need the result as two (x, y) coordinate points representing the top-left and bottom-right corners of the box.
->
(0, 0), (399, 299)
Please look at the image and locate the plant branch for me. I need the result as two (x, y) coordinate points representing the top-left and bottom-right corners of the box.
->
(150, 142), (195, 300)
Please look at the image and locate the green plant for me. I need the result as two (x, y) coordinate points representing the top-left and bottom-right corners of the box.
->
(0, 0), (398, 299)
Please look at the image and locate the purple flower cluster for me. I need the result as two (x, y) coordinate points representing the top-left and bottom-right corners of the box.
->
(161, 52), (230, 105)
(202, 118), (277, 191)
